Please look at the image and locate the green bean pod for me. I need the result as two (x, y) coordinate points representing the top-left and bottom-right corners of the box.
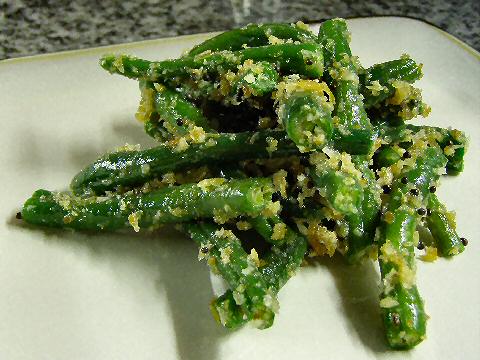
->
(140, 82), (214, 141)
(101, 42), (324, 83)
(276, 80), (334, 152)
(344, 156), (382, 262)
(309, 151), (364, 216)
(183, 222), (276, 329)
(367, 83), (430, 124)
(228, 61), (279, 99)
(188, 23), (316, 56)
(426, 194), (465, 257)
(373, 145), (403, 169)
(375, 122), (468, 175)
(211, 223), (308, 328)
(71, 130), (299, 195)
(318, 18), (374, 154)
(378, 146), (447, 349)
(22, 178), (275, 231)
(360, 57), (423, 109)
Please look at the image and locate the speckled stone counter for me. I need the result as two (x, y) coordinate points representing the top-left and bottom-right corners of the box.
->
(1, 0), (478, 60)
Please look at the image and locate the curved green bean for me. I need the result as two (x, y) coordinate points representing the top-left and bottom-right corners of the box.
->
(188, 22), (316, 56)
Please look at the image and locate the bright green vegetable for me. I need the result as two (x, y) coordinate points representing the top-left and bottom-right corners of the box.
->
(378, 146), (447, 349)
(228, 61), (279, 99)
(375, 122), (467, 175)
(22, 178), (275, 231)
(360, 57), (423, 109)
(182, 222), (277, 329)
(276, 80), (334, 152)
(309, 151), (364, 216)
(71, 130), (299, 195)
(344, 156), (381, 262)
(211, 223), (308, 328)
(373, 145), (403, 169)
(426, 194), (465, 257)
(187, 23), (316, 56)
(318, 18), (374, 154)
(140, 81), (213, 141)
(100, 42), (324, 83)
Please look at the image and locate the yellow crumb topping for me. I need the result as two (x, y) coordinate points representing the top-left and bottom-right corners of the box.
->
(128, 211), (142, 232)
(220, 246), (233, 264)
(197, 178), (226, 192)
(307, 222), (338, 257)
(420, 246), (438, 262)
(271, 222), (287, 241)
(380, 297), (399, 308)
(272, 169), (288, 197)
(236, 221), (252, 231)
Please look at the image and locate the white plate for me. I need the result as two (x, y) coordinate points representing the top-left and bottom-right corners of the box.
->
(1, 17), (479, 360)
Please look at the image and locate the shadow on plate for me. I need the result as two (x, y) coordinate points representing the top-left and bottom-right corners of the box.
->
(9, 217), (229, 360)
(313, 255), (389, 353)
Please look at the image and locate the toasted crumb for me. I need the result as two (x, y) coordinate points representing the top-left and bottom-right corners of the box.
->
(420, 246), (438, 262)
(271, 222), (287, 241)
(236, 221), (252, 231)
(128, 211), (142, 232)
(380, 297), (399, 308)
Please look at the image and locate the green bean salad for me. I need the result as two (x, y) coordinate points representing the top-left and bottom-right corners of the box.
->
(19, 19), (469, 350)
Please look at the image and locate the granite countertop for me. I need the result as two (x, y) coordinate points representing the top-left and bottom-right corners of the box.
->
(1, 0), (478, 60)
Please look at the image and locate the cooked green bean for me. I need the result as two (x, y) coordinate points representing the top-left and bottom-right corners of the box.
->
(101, 43), (324, 83)
(318, 18), (374, 154)
(182, 222), (276, 329)
(22, 178), (275, 231)
(188, 22), (316, 56)
(426, 194), (465, 257)
(228, 61), (279, 99)
(140, 81), (214, 141)
(309, 151), (363, 216)
(373, 145), (402, 169)
(375, 122), (467, 175)
(276, 80), (334, 152)
(71, 130), (299, 195)
(211, 223), (308, 328)
(378, 146), (447, 349)
(360, 56), (423, 109)
(344, 156), (381, 262)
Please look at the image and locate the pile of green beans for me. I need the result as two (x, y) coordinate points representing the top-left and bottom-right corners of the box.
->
(19, 19), (469, 350)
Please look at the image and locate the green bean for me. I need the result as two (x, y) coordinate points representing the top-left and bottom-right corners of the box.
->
(367, 83), (430, 124)
(378, 146), (447, 349)
(182, 222), (276, 329)
(188, 23), (316, 56)
(22, 178), (275, 231)
(318, 18), (374, 154)
(344, 156), (381, 262)
(229, 61), (279, 99)
(276, 80), (333, 152)
(426, 194), (465, 257)
(375, 122), (467, 175)
(140, 82), (214, 141)
(101, 43), (324, 83)
(71, 130), (299, 195)
(211, 223), (308, 328)
(309, 151), (363, 216)
(360, 57), (423, 109)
